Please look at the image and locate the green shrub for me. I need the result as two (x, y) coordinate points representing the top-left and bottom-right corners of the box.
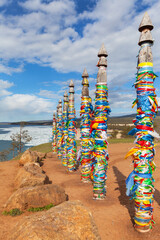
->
(2, 208), (23, 216)
(27, 203), (54, 212)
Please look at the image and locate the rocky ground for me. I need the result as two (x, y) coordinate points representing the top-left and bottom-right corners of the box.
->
(0, 143), (160, 240)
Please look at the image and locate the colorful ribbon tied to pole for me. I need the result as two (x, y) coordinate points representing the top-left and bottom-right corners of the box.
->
(62, 91), (69, 166)
(57, 100), (63, 159)
(62, 110), (68, 166)
(67, 80), (77, 172)
(125, 13), (159, 232)
(79, 96), (94, 182)
(91, 81), (111, 199)
(126, 61), (159, 231)
(52, 113), (57, 153)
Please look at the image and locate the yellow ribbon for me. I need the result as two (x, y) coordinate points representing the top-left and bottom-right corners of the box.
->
(138, 62), (153, 68)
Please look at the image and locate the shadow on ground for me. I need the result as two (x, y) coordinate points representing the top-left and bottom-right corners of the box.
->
(112, 166), (135, 225)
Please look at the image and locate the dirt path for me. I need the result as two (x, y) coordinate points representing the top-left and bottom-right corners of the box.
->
(0, 143), (160, 240)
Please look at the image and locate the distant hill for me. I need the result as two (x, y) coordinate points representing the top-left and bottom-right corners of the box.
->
(9, 120), (52, 126)
(1, 112), (159, 127)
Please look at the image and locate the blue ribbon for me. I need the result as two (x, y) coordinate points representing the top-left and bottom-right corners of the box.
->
(126, 170), (152, 196)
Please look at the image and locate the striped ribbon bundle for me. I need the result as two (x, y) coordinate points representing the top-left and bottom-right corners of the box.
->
(91, 83), (111, 199)
(67, 107), (77, 172)
(126, 62), (159, 230)
(57, 112), (63, 159)
(52, 114), (57, 153)
(79, 96), (94, 182)
(62, 110), (68, 166)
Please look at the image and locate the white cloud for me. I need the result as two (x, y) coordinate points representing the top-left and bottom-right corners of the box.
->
(0, 79), (13, 89)
(0, 93), (54, 121)
(0, 94), (52, 113)
(0, 0), (159, 119)
(0, 79), (13, 97)
(38, 89), (60, 99)
(0, 62), (23, 75)
(0, 0), (159, 76)
(20, 0), (76, 21)
(0, 89), (12, 97)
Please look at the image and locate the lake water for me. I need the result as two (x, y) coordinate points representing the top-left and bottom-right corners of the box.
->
(0, 125), (52, 161)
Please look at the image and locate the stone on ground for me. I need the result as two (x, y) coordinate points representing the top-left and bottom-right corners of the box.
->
(34, 151), (46, 161)
(14, 162), (48, 188)
(19, 150), (40, 166)
(46, 152), (54, 158)
(4, 184), (67, 211)
(8, 201), (100, 240)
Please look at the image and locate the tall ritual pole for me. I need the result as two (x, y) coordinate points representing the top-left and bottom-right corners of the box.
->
(79, 68), (93, 182)
(67, 80), (77, 172)
(62, 91), (69, 166)
(125, 12), (159, 232)
(91, 44), (111, 200)
(52, 112), (57, 153)
(56, 103), (59, 148)
(57, 99), (63, 159)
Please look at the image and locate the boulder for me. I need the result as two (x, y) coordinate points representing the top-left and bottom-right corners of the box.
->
(19, 150), (39, 166)
(34, 151), (46, 161)
(46, 152), (54, 158)
(8, 201), (100, 240)
(14, 162), (48, 188)
(4, 184), (67, 211)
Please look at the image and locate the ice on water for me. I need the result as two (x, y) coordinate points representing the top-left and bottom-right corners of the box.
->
(0, 126), (52, 147)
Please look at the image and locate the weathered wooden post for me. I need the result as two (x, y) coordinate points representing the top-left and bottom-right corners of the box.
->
(52, 112), (57, 153)
(67, 80), (77, 172)
(125, 12), (159, 232)
(57, 99), (63, 159)
(91, 44), (111, 199)
(62, 90), (69, 166)
(79, 68), (93, 182)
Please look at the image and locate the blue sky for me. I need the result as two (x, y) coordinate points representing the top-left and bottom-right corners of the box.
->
(0, 0), (159, 122)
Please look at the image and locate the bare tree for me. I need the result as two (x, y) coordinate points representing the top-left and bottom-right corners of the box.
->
(10, 122), (32, 155)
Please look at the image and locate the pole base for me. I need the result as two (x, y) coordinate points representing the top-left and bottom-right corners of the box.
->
(93, 194), (105, 200)
(135, 224), (151, 233)
(81, 179), (91, 183)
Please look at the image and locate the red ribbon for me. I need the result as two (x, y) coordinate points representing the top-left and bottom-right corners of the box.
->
(136, 125), (153, 131)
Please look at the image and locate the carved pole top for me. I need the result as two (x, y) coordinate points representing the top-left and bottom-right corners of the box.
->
(98, 43), (108, 57)
(82, 68), (89, 97)
(82, 68), (89, 85)
(138, 13), (153, 64)
(63, 90), (69, 102)
(63, 90), (69, 111)
(138, 12), (154, 46)
(82, 68), (89, 78)
(58, 99), (62, 114)
(138, 12), (154, 32)
(97, 44), (108, 83)
(97, 43), (108, 67)
(69, 80), (74, 87)
(69, 80), (74, 93)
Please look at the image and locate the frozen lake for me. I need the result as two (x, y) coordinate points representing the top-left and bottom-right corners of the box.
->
(0, 125), (53, 161)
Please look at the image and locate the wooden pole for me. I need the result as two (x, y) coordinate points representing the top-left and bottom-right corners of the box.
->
(52, 112), (57, 153)
(57, 99), (63, 159)
(79, 68), (93, 182)
(126, 12), (159, 232)
(91, 43), (111, 199)
(62, 91), (69, 166)
(67, 80), (77, 172)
